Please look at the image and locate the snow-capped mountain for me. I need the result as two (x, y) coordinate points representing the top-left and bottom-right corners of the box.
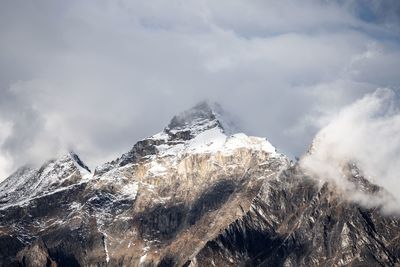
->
(0, 152), (91, 208)
(0, 102), (399, 267)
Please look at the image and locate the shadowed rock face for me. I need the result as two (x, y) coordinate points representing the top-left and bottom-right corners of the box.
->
(17, 239), (57, 267)
(0, 102), (400, 267)
(137, 204), (188, 241)
(188, 180), (236, 226)
(193, 167), (400, 267)
(134, 180), (238, 243)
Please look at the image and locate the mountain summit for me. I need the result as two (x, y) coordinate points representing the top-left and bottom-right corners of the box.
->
(167, 101), (238, 135)
(0, 102), (400, 267)
(94, 101), (276, 176)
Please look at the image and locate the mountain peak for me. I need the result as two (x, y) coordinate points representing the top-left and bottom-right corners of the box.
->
(166, 100), (238, 136)
(168, 101), (216, 129)
(68, 151), (91, 173)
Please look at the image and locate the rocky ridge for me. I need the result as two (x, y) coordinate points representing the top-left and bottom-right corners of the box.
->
(0, 101), (399, 267)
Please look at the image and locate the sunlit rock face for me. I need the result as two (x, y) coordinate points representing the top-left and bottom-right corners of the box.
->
(0, 101), (400, 267)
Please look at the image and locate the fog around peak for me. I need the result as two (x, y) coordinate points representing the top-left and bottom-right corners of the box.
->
(301, 88), (400, 214)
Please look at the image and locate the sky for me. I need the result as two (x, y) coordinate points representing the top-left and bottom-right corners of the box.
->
(0, 0), (400, 181)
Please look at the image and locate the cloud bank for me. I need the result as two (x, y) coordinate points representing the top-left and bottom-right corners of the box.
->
(301, 88), (400, 214)
(0, 0), (400, 180)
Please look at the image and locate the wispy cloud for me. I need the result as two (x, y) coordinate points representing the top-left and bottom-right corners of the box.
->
(301, 88), (400, 214)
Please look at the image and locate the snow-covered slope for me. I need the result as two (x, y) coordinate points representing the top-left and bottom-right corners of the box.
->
(0, 152), (92, 208)
(95, 100), (281, 176)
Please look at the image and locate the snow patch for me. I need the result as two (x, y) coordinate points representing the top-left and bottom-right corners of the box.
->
(186, 127), (227, 153)
(225, 134), (277, 154)
(69, 201), (82, 211)
(148, 162), (168, 176)
(121, 182), (139, 199)
(103, 232), (110, 263)
(140, 253), (147, 264)
(156, 143), (185, 157)
(183, 128), (277, 156)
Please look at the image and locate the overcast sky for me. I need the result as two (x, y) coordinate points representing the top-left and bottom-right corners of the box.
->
(0, 0), (400, 180)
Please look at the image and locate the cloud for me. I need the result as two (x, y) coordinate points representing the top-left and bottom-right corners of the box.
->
(0, 0), (400, 180)
(0, 119), (13, 179)
(300, 88), (400, 214)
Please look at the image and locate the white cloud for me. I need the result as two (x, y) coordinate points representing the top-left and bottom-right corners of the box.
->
(0, 120), (13, 180)
(300, 88), (400, 214)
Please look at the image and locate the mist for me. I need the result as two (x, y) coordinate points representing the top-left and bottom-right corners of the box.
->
(300, 88), (400, 214)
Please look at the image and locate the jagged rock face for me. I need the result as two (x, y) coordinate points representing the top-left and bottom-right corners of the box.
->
(192, 166), (400, 267)
(0, 152), (91, 207)
(0, 102), (399, 267)
(17, 239), (57, 267)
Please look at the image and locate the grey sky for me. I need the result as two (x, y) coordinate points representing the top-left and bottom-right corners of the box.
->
(0, 0), (400, 180)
